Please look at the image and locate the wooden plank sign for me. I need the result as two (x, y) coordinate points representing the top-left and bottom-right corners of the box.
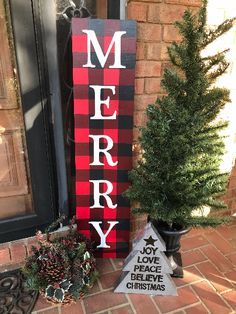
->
(115, 223), (177, 295)
(72, 19), (137, 258)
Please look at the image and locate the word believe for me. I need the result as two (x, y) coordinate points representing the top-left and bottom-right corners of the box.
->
(128, 246), (165, 292)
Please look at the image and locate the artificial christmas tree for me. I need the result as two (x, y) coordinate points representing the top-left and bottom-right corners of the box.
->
(115, 223), (177, 295)
(125, 0), (235, 276)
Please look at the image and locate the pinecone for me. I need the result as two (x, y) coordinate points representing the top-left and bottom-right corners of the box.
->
(71, 266), (83, 285)
(61, 292), (76, 305)
(71, 258), (81, 273)
(42, 290), (76, 306)
(38, 254), (69, 284)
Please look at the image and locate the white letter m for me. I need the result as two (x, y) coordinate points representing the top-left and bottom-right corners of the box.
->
(82, 30), (126, 69)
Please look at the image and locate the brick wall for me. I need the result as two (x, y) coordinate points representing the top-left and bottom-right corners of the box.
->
(0, 229), (70, 272)
(0, 236), (36, 272)
(127, 0), (236, 237)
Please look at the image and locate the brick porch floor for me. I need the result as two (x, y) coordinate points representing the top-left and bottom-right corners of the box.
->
(32, 219), (236, 314)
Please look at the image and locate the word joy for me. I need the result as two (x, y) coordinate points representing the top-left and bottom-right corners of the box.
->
(81, 30), (127, 248)
(140, 247), (158, 255)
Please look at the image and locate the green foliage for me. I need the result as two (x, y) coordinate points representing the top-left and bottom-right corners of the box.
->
(60, 279), (72, 291)
(84, 251), (91, 260)
(45, 285), (55, 298)
(125, 1), (235, 228)
(54, 288), (64, 302)
(21, 216), (98, 304)
(45, 283), (68, 303)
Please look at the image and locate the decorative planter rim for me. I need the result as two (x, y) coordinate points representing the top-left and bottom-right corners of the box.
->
(149, 217), (191, 236)
(157, 226), (191, 236)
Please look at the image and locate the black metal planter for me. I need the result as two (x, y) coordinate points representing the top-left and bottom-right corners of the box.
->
(150, 219), (191, 278)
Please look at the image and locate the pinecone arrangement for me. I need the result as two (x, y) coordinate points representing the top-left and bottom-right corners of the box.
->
(22, 216), (98, 305)
(38, 253), (68, 284)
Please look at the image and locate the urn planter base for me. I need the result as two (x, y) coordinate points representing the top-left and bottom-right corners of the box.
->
(168, 252), (184, 278)
(150, 219), (191, 278)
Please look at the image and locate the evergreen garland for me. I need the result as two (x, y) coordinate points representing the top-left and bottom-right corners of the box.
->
(125, 1), (235, 228)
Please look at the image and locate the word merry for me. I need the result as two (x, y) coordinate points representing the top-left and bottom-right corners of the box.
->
(80, 29), (127, 248)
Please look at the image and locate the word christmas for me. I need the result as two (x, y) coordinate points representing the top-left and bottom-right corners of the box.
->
(72, 19), (136, 257)
(115, 223), (177, 295)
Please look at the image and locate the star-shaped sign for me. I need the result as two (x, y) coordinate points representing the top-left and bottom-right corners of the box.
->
(144, 235), (157, 246)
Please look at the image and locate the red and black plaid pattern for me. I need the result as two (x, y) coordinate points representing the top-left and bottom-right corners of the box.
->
(72, 18), (136, 258)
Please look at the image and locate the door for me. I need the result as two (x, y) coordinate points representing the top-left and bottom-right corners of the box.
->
(0, 1), (33, 220)
(0, 0), (56, 242)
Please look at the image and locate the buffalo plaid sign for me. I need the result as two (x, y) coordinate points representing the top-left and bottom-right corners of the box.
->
(72, 19), (137, 258)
